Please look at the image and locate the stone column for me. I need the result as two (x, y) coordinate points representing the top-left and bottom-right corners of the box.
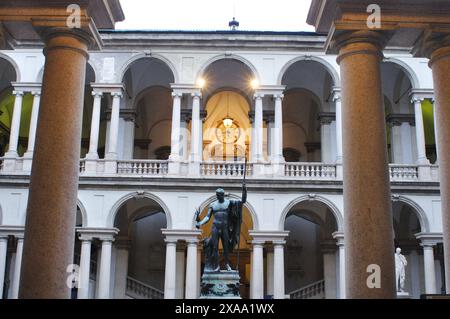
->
(190, 93), (201, 162)
(273, 241), (285, 299)
(321, 241), (337, 299)
(86, 92), (103, 160)
(175, 244), (185, 299)
(19, 29), (91, 299)
(333, 233), (345, 299)
(251, 241), (264, 299)
(97, 238), (114, 299)
(113, 239), (130, 299)
(266, 249), (274, 297)
(23, 91), (41, 162)
(272, 94), (284, 163)
(336, 30), (396, 298)
(422, 243), (437, 294)
(106, 92), (122, 159)
(254, 94), (264, 162)
(164, 239), (177, 299)
(412, 96), (430, 164)
(333, 92), (343, 163)
(427, 36), (450, 291)
(11, 235), (23, 299)
(197, 249), (201, 298)
(319, 113), (335, 163)
(185, 240), (198, 299)
(170, 92), (182, 161)
(77, 235), (92, 299)
(0, 235), (8, 299)
(5, 91), (24, 159)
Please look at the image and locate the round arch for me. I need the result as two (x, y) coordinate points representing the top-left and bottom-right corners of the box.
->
(192, 194), (259, 231)
(0, 53), (20, 82)
(77, 199), (88, 228)
(36, 60), (97, 83)
(392, 195), (430, 233)
(383, 57), (420, 89)
(277, 56), (340, 87)
(196, 54), (261, 83)
(279, 195), (343, 231)
(107, 191), (173, 229)
(284, 87), (324, 112)
(119, 54), (179, 83)
(204, 87), (253, 108)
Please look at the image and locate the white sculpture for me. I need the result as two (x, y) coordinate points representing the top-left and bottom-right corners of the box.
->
(395, 247), (408, 292)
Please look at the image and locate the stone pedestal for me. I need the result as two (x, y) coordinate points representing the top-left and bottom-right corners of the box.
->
(200, 271), (241, 299)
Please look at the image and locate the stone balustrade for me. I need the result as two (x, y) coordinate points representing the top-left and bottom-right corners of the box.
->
(0, 157), (441, 183)
(289, 279), (325, 299)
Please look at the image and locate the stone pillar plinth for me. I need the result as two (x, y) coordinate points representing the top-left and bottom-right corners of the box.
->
(336, 30), (396, 299)
(19, 28), (91, 299)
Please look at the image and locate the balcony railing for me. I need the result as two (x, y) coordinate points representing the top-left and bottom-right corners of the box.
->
(285, 163), (337, 179)
(117, 160), (168, 176)
(389, 165), (419, 181)
(0, 157), (440, 183)
(201, 162), (253, 177)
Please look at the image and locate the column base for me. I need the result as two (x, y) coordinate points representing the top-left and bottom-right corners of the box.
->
(2, 157), (19, 173)
(253, 163), (266, 177)
(168, 161), (181, 175)
(104, 159), (118, 175)
(417, 157), (431, 165)
(85, 153), (99, 161)
(84, 159), (99, 175)
(188, 161), (200, 176)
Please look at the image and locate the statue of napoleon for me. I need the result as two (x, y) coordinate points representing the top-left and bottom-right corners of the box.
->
(195, 186), (247, 272)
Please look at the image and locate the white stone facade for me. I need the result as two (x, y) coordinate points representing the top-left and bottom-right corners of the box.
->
(0, 30), (444, 299)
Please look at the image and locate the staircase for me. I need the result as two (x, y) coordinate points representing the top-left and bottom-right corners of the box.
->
(289, 280), (325, 299)
(125, 277), (164, 299)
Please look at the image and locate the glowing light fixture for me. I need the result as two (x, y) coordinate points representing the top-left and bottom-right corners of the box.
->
(250, 78), (259, 90)
(197, 78), (206, 88)
(223, 92), (234, 129)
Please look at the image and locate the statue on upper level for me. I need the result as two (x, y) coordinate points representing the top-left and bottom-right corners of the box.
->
(395, 247), (408, 292)
(195, 186), (247, 272)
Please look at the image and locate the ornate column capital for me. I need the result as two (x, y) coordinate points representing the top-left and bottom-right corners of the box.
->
(318, 112), (336, 125)
(410, 96), (425, 104)
(12, 90), (24, 97)
(172, 92), (183, 99)
(332, 88), (342, 102)
(254, 93), (264, 100)
(32, 91), (41, 97)
(416, 31), (450, 66)
(191, 92), (202, 99)
(91, 91), (103, 98)
(120, 109), (137, 122)
(334, 30), (389, 65)
(111, 92), (123, 99)
(386, 114), (415, 127)
(273, 94), (284, 101)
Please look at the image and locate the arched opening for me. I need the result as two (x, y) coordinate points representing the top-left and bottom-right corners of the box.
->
(121, 58), (175, 160)
(381, 62), (426, 164)
(281, 60), (336, 163)
(197, 199), (255, 299)
(201, 59), (257, 162)
(392, 200), (441, 298)
(111, 195), (168, 299)
(283, 199), (339, 299)
(0, 57), (19, 156)
(203, 90), (251, 161)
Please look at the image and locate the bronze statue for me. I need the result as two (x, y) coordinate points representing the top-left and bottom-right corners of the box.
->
(196, 186), (247, 272)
